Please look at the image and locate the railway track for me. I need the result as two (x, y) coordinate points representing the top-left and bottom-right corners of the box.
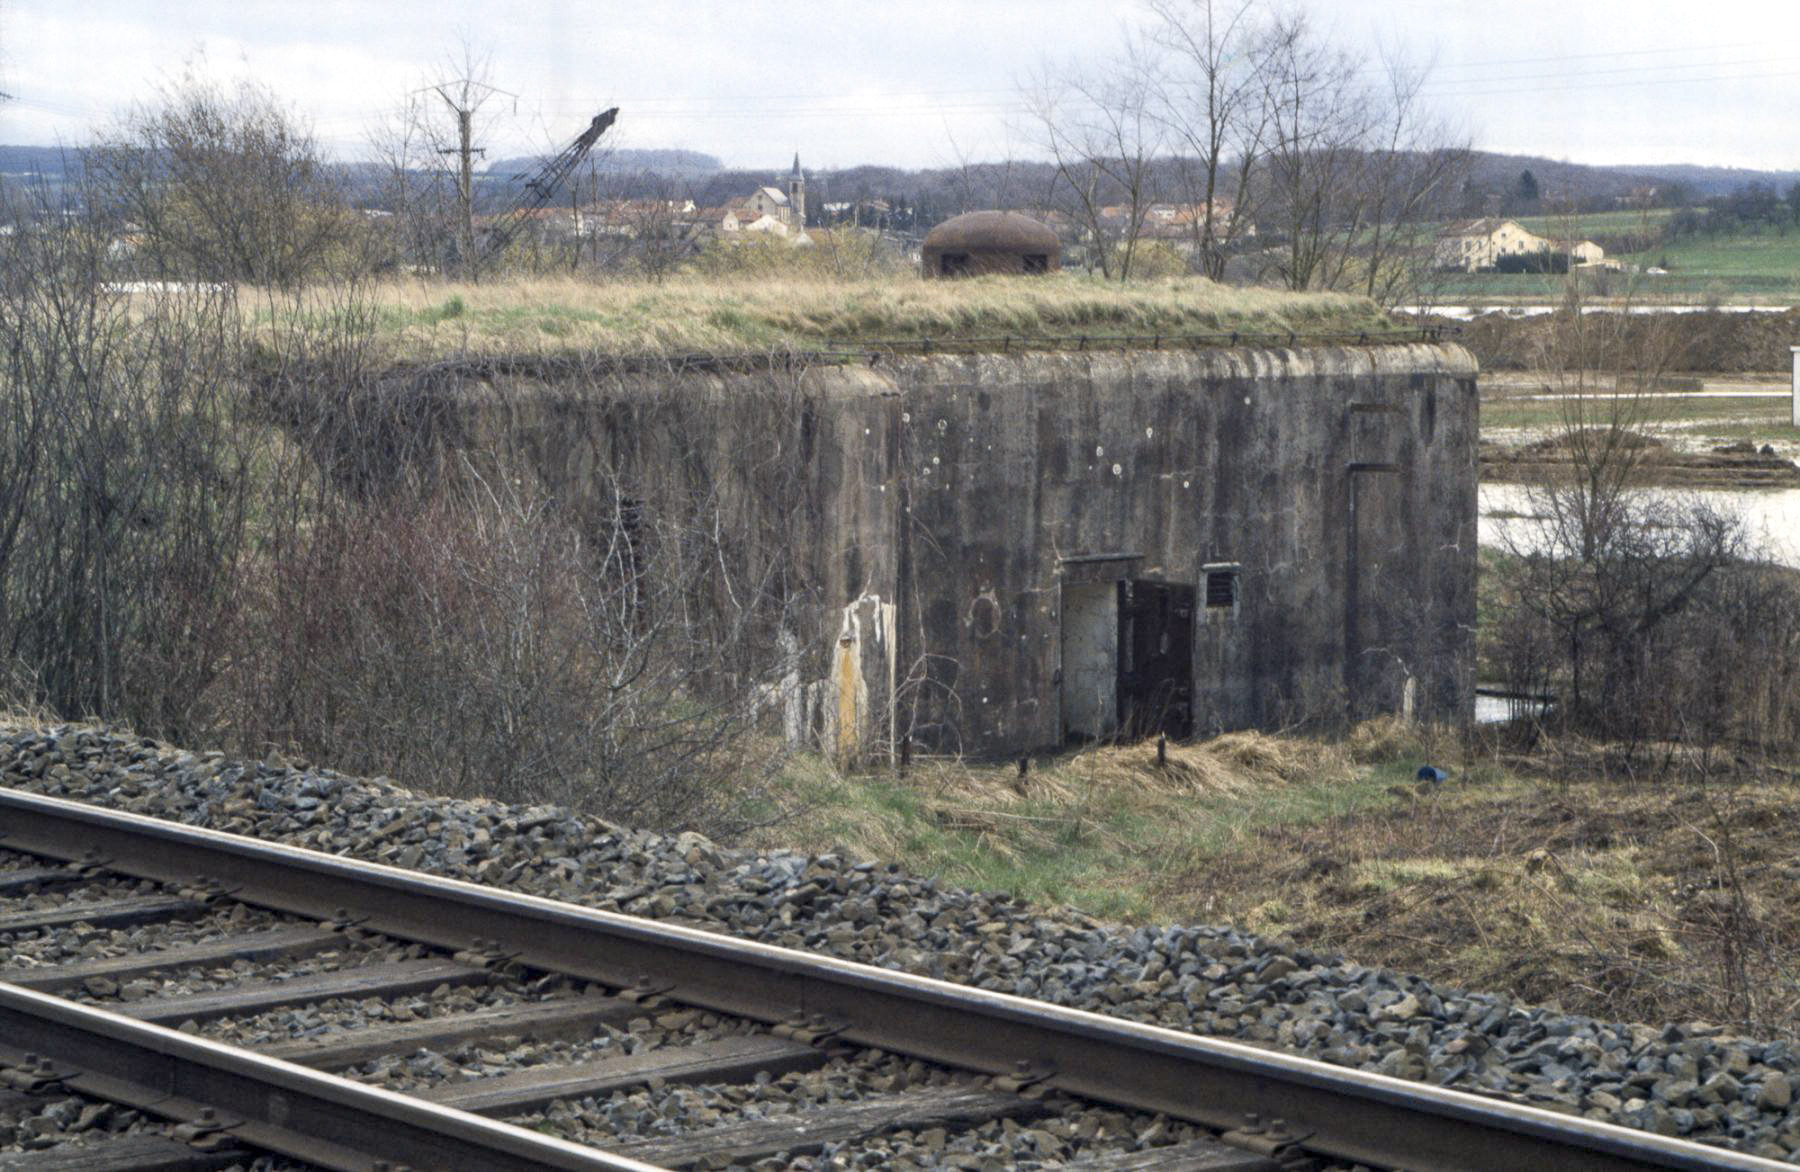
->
(0, 786), (1783, 1172)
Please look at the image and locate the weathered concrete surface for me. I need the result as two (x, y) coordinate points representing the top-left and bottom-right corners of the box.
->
(875, 345), (1478, 757)
(324, 343), (1477, 761)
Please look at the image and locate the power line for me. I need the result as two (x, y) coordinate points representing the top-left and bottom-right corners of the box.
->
(1420, 65), (1800, 100)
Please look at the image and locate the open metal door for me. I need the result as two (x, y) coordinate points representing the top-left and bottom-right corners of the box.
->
(1117, 580), (1195, 740)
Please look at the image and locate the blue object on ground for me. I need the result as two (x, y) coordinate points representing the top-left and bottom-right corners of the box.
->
(1416, 765), (1449, 782)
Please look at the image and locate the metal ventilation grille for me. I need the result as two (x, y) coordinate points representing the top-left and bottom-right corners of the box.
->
(1204, 565), (1240, 609)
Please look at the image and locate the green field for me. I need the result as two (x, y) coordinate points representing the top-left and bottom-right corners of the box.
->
(1514, 208), (1677, 237)
(1479, 390), (1800, 442)
(1424, 210), (1800, 302)
(1622, 231), (1800, 284)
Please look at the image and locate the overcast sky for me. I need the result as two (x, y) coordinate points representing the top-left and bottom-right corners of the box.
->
(3, 1), (1798, 176)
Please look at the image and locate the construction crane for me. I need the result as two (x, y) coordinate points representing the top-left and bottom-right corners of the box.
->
(478, 107), (618, 266)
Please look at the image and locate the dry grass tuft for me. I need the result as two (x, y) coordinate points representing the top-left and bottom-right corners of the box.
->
(757, 723), (1400, 921)
(1062, 730), (1357, 798)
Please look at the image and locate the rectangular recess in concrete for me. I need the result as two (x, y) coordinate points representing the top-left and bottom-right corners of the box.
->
(1062, 580), (1119, 740)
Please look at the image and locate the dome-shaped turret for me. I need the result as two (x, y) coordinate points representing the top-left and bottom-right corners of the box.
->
(921, 211), (1060, 278)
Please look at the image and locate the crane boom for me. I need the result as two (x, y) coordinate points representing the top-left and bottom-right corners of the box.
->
(479, 107), (619, 265)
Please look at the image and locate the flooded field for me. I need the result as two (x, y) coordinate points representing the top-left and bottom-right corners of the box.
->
(1401, 304), (1795, 320)
(1479, 481), (1800, 567)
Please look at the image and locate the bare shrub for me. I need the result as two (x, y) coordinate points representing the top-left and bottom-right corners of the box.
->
(1487, 274), (1800, 759)
(0, 179), (279, 740)
(0, 176), (793, 834)
(88, 66), (363, 285)
(220, 451), (793, 834)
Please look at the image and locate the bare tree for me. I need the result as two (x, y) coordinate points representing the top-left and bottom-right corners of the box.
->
(940, 125), (1021, 216)
(1485, 275), (1800, 757)
(368, 88), (466, 275)
(367, 42), (523, 277)
(1353, 49), (1472, 306)
(1144, 0), (1272, 280)
(1251, 18), (1468, 300)
(1022, 38), (1167, 280)
(88, 65), (358, 286)
(1254, 13), (1372, 291)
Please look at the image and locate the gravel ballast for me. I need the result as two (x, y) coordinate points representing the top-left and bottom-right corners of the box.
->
(6, 725), (1800, 1162)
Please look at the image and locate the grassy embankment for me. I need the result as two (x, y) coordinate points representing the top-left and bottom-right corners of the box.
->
(753, 725), (1800, 1036)
(254, 274), (1406, 361)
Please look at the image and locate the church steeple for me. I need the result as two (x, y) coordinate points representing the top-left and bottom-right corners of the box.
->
(787, 153), (805, 227)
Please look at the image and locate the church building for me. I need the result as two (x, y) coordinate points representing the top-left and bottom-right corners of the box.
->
(728, 155), (807, 234)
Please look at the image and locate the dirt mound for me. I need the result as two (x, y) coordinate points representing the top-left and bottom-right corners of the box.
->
(1515, 429), (1665, 455)
(1483, 431), (1800, 488)
(1427, 308), (1800, 373)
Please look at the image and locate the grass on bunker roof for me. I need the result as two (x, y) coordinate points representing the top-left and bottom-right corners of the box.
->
(271, 274), (1409, 361)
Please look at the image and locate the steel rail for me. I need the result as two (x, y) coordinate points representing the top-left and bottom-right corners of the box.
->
(0, 787), (1783, 1172)
(0, 981), (664, 1172)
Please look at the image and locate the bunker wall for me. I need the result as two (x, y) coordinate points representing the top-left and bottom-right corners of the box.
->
(329, 342), (1477, 762)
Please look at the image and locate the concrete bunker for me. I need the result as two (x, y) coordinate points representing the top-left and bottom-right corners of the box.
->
(921, 211), (1061, 278)
(349, 341), (1478, 765)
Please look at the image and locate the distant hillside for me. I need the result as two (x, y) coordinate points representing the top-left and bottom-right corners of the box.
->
(485, 147), (722, 179)
(1606, 162), (1800, 198)
(1462, 152), (1800, 209)
(0, 144), (78, 178)
(6, 137), (1798, 223)
(557, 150), (1800, 229)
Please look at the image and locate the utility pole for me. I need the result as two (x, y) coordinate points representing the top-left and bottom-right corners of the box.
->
(443, 101), (477, 268)
(421, 70), (515, 276)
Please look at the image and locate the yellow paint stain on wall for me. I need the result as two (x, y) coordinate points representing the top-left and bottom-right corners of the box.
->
(833, 634), (863, 767)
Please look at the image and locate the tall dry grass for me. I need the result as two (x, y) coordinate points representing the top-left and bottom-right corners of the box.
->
(277, 274), (1401, 360)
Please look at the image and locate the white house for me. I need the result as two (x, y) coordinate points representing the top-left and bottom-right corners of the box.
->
(1433, 218), (1604, 273)
(1433, 218), (1542, 271)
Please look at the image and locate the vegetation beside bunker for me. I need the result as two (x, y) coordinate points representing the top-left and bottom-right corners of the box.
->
(754, 723), (1800, 1044)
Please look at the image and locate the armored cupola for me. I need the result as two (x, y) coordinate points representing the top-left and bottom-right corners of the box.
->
(920, 210), (1060, 278)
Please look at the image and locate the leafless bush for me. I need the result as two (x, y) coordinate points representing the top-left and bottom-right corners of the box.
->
(1487, 277), (1800, 759)
(219, 454), (793, 832)
(88, 66), (363, 285)
(0, 179), (280, 740)
(0, 177), (795, 834)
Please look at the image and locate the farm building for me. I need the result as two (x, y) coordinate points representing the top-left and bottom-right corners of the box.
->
(1433, 218), (1604, 273)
